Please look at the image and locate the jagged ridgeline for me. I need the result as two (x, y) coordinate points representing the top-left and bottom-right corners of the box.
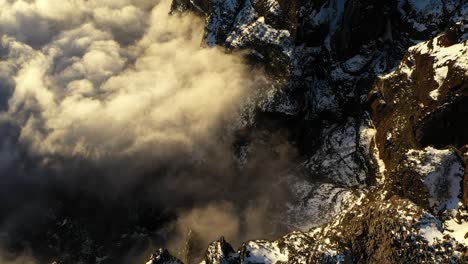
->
(0, 0), (466, 263)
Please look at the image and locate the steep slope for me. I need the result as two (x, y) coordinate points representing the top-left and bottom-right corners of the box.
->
(144, 1), (468, 263)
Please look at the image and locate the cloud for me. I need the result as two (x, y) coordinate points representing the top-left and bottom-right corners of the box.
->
(168, 202), (240, 260)
(0, 0), (154, 47)
(2, 0), (263, 162)
(0, 0), (292, 261)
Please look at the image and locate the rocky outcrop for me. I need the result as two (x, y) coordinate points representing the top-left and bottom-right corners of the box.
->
(203, 237), (240, 264)
(302, 116), (380, 187)
(145, 249), (183, 264)
(368, 22), (468, 210)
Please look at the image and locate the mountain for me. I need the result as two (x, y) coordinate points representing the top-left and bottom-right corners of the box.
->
(0, 0), (466, 263)
(145, 0), (468, 263)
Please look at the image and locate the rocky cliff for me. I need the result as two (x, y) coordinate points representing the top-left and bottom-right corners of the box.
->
(147, 0), (468, 263)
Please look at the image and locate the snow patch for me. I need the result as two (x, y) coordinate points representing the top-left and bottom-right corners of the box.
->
(400, 0), (444, 31)
(243, 241), (288, 264)
(227, 13), (293, 58)
(343, 55), (369, 73)
(308, 0), (347, 50)
(263, 0), (282, 16)
(304, 118), (367, 186)
(359, 120), (386, 182)
(205, 0), (240, 46)
(429, 88), (440, 100)
(445, 217), (468, 245)
(406, 147), (464, 213)
(285, 178), (359, 230)
(410, 35), (468, 80)
(418, 214), (444, 245)
(408, 0), (443, 20)
(434, 65), (448, 87)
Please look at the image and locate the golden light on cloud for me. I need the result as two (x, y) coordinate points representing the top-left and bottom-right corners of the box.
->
(0, 1), (292, 263)
(1, 0), (264, 161)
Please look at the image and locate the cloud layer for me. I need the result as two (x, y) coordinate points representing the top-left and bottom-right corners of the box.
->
(1, 0), (263, 162)
(0, 0), (291, 262)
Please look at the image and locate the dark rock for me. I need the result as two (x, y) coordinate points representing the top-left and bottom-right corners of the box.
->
(203, 237), (240, 264)
(146, 248), (183, 264)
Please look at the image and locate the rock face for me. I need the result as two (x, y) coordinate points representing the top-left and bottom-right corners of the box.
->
(203, 237), (240, 264)
(163, 0), (468, 263)
(145, 249), (183, 264)
(369, 22), (468, 211)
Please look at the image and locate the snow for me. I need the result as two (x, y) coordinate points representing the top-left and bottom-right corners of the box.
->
(330, 66), (352, 81)
(406, 147), (464, 212)
(226, 0), (258, 43)
(434, 65), (448, 87)
(379, 53), (414, 80)
(284, 173), (360, 230)
(416, 207), (468, 247)
(429, 88), (440, 100)
(305, 118), (364, 186)
(310, 0), (346, 49)
(359, 121), (376, 156)
(227, 15), (292, 57)
(382, 31), (466, 97)
(264, 0), (281, 16)
(418, 214), (444, 245)
(386, 132), (392, 141)
(96, 256), (109, 264)
(410, 35), (468, 80)
(432, 42), (468, 71)
(223, 0), (293, 58)
(429, 64), (448, 100)
(408, 19), (428, 32)
(408, 0), (443, 19)
(304, 116), (385, 187)
(445, 217), (468, 245)
(359, 118), (386, 181)
(399, 60), (414, 79)
(308, 80), (339, 114)
(403, 0), (444, 31)
(419, 226), (443, 244)
(343, 55), (368, 73)
(205, 0), (240, 45)
(243, 241), (288, 264)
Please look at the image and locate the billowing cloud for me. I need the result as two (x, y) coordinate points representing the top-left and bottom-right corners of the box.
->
(1, 0), (264, 162)
(0, 0), (291, 261)
(0, 0), (154, 47)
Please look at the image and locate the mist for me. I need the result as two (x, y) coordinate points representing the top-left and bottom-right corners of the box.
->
(0, 0), (295, 262)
